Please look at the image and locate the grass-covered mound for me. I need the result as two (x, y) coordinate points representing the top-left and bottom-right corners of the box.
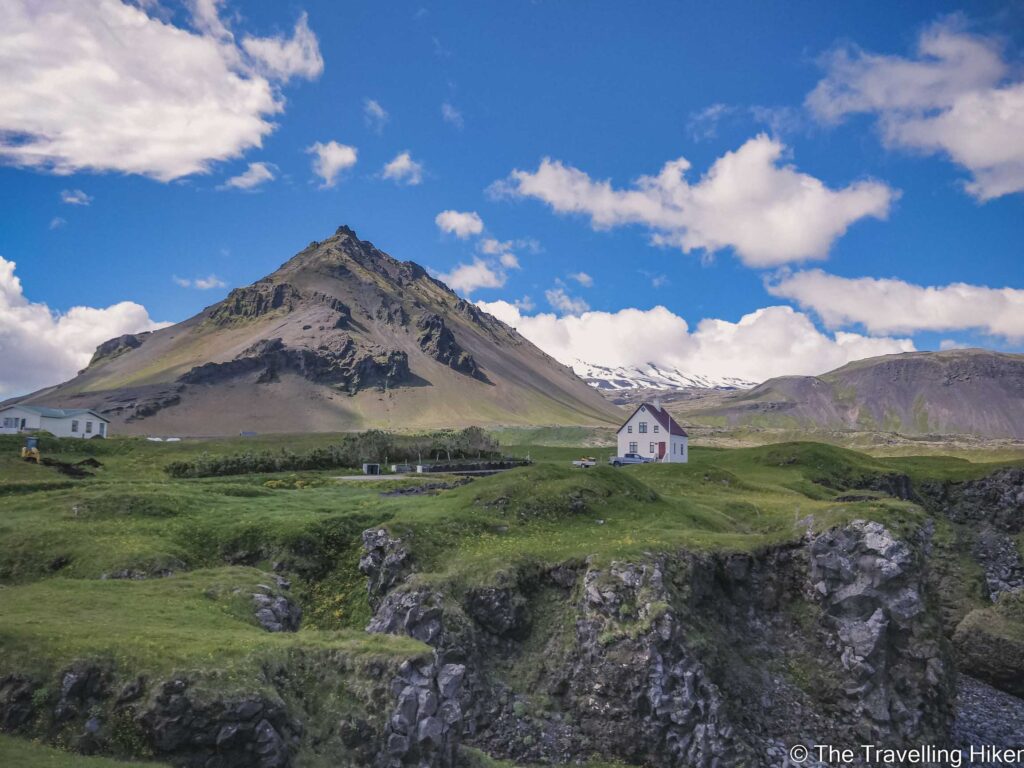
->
(0, 735), (170, 767)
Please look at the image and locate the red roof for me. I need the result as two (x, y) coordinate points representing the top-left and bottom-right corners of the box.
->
(617, 402), (688, 437)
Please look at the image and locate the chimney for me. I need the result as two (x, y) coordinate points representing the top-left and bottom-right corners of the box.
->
(653, 397), (662, 410)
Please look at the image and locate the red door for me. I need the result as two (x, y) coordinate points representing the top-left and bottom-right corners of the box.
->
(658, 442), (666, 460)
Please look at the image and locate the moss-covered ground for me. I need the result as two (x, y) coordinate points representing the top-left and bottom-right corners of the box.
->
(0, 430), (1021, 765)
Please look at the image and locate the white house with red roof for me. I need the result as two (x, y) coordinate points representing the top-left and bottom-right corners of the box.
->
(616, 401), (688, 463)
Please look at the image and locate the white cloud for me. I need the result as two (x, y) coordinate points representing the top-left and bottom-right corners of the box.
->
(687, 103), (735, 140)
(307, 141), (358, 188)
(807, 18), (1024, 200)
(768, 269), (1024, 339)
(939, 339), (967, 351)
(478, 300), (914, 383)
(569, 271), (594, 287)
(435, 210), (483, 238)
(441, 102), (464, 129)
(499, 252), (520, 269)
(241, 12), (323, 82)
(493, 135), (896, 267)
(364, 98), (389, 133)
(220, 161), (275, 190)
(382, 151), (424, 185)
(545, 288), (590, 316)
(173, 274), (227, 290)
(0, 256), (168, 397)
(61, 189), (92, 206)
(49, 217), (66, 230)
(0, 1), (323, 182)
(438, 259), (505, 294)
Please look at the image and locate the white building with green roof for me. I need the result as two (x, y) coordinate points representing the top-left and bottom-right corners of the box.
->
(0, 405), (110, 439)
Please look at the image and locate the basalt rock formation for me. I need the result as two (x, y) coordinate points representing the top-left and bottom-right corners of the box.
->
(14, 225), (620, 434)
(359, 520), (956, 766)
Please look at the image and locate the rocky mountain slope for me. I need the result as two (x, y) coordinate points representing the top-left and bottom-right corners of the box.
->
(673, 349), (1024, 438)
(15, 226), (621, 434)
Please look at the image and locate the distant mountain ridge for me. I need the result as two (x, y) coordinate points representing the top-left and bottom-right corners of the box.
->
(675, 349), (1024, 438)
(16, 226), (622, 435)
(573, 360), (757, 392)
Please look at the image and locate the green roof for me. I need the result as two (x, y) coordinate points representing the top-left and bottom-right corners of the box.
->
(1, 405), (109, 422)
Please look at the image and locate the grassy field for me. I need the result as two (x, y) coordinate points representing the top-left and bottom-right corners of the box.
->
(1, 429), (1021, 765)
(0, 735), (170, 767)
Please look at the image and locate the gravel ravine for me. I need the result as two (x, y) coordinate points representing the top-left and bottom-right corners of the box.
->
(954, 674), (1024, 766)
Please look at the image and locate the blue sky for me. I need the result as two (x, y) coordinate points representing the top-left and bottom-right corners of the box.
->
(1, 0), (1022, 396)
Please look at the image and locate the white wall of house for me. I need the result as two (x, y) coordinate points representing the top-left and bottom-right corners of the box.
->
(0, 407), (42, 435)
(616, 404), (688, 463)
(0, 408), (108, 439)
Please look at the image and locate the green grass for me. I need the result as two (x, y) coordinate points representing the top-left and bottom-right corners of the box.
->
(0, 568), (427, 682)
(0, 735), (170, 768)
(1, 430), (1021, 766)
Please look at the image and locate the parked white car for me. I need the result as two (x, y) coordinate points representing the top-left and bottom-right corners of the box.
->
(608, 453), (655, 467)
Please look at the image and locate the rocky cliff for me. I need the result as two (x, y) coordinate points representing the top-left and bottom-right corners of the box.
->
(360, 519), (955, 766)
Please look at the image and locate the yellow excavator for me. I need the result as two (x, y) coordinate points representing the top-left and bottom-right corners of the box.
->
(20, 436), (41, 464)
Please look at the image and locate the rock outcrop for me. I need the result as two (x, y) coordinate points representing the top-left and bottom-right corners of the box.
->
(87, 332), (151, 368)
(416, 314), (482, 379)
(180, 337), (410, 395)
(360, 519), (956, 767)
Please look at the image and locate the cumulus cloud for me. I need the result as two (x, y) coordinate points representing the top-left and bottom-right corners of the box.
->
(545, 288), (590, 316)
(768, 269), (1024, 339)
(441, 102), (464, 129)
(0, 256), (168, 397)
(60, 189), (92, 206)
(382, 151), (424, 185)
(493, 135), (896, 267)
(307, 141), (358, 188)
(220, 161), (275, 190)
(569, 271), (594, 287)
(240, 12), (324, 81)
(807, 18), (1024, 200)
(173, 274), (227, 290)
(364, 98), (389, 133)
(438, 259), (506, 294)
(476, 301), (914, 383)
(0, 1), (323, 182)
(435, 210), (484, 238)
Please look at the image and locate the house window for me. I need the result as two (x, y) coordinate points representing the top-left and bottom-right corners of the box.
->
(85, 421), (92, 433)
(649, 442), (655, 453)
(628, 441), (637, 453)
(638, 422), (647, 433)
(627, 425), (632, 433)
(3, 417), (16, 428)
(654, 425), (659, 433)
(71, 420), (79, 433)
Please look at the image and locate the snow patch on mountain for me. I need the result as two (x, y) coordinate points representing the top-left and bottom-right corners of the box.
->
(573, 360), (757, 391)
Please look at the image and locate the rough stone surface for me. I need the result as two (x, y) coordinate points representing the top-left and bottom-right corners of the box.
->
(808, 520), (954, 744)
(139, 679), (300, 768)
(251, 583), (302, 632)
(378, 658), (463, 767)
(361, 520), (957, 767)
(359, 528), (412, 609)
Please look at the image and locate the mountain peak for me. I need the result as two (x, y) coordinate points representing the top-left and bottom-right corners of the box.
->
(22, 225), (621, 434)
